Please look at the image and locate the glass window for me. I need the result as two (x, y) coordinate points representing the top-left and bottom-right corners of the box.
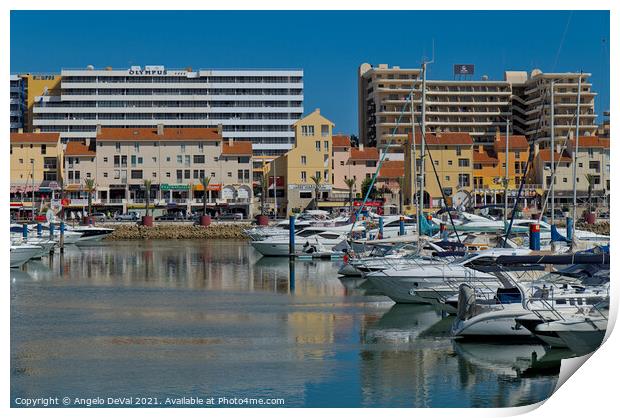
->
(321, 125), (329, 137)
(130, 170), (143, 179)
(301, 156), (307, 165)
(315, 141), (320, 151)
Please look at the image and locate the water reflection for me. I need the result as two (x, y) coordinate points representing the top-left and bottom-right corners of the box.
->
(11, 240), (563, 407)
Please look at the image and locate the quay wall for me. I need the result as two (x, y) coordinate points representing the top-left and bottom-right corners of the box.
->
(104, 222), (252, 240)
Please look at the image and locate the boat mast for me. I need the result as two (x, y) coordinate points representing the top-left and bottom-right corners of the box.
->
(571, 73), (582, 239)
(550, 80), (555, 225)
(504, 118), (510, 230)
(419, 61), (428, 222)
(410, 90), (417, 217)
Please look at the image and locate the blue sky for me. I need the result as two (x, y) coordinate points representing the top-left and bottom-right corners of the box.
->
(10, 10), (610, 135)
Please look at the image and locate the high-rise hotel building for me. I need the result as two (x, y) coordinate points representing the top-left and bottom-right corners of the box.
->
(31, 65), (304, 177)
(10, 75), (26, 132)
(358, 63), (598, 150)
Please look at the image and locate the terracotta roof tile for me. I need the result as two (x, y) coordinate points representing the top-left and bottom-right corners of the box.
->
(378, 160), (404, 178)
(222, 140), (253, 156)
(97, 127), (221, 141)
(538, 149), (571, 162)
(494, 135), (529, 150)
(332, 135), (351, 148)
(473, 150), (498, 164)
(350, 147), (379, 161)
(65, 141), (96, 157)
(570, 136), (609, 148)
(10, 132), (60, 144)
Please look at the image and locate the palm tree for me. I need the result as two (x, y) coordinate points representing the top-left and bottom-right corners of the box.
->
(143, 179), (152, 217)
(200, 176), (212, 216)
(344, 178), (356, 211)
(585, 174), (595, 213)
(83, 178), (96, 217)
(310, 174), (322, 210)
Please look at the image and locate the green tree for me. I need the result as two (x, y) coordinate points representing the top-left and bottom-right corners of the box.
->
(310, 174), (322, 210)
(200, 176), (212, 216)
(360, 177), (377, 200)
(344, 178), (356, 210)
(83, 179), (96, 216)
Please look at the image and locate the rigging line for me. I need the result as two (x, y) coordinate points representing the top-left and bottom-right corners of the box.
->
(552, 11), (573, 72)
(417, 126), (463, 244)
(349, 83), (416, 235)
(503, 84), (551, 246)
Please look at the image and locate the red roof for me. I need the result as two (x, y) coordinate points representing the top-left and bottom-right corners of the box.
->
(378, 160), (404, 178)
(538, 149), (571, 162)
(407, 131), (473, 145)
(65, 141), (96, 157)
(473, 150), (498, 164)
(494, 135), (529, 150)
(97, 127), (221, 141)
(350, 147), (379, 161)
(332, 135), (351, 148)
(10, 132), (60, 144)
(570, 136), (609, 149)
(222, 140), (253, 156)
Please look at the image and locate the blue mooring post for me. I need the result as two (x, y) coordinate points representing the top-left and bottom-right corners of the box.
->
(60, 222), (65, 253)
(37, 223), (43, 237)
(529, 223), (541, 251)
(399, 216), (405, 236)
(22, 224), (28, 240)
(379, 217), (384, 239)
(49, 223), (55, 240)
(566, 217), (574, 241)
(289, 215), (296, 257)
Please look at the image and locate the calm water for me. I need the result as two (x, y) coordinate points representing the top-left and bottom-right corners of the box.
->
(11, 240), (566, 407)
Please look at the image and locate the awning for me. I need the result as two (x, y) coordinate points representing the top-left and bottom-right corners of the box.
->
(193, 183), (222, 192)
(66, 184), (82, 191)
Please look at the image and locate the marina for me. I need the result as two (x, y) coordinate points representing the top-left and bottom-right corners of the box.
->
(11, 239), (570, 408)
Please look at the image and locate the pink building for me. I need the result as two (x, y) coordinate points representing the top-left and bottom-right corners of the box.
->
(331, 135), (379, 196)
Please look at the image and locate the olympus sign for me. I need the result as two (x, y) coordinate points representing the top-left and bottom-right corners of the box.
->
(128, 69), (168, 76)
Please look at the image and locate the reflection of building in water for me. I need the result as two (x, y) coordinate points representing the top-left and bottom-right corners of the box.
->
(287, 312), (336, 360)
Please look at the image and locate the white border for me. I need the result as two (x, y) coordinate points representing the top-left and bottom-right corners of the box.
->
(3, 2), (616, 417)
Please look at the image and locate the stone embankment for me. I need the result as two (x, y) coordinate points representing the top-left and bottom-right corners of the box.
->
(575, 221), (610, 236)
(104, 223), (252, 240)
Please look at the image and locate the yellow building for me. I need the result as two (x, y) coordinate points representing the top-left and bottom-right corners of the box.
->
(403, 131), (474, 211)
(21, 74), (62, 131)
(268, 109), (335, 215)
(10, 132), (63, 202)
(472, 132), (540, 206)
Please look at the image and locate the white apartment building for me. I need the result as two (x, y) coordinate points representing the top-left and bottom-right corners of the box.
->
(31, 65), (304, 176)
(358, 64), (599, 150)
(510, 70), (598, 146)
(10, 75), (25, 132)
(358, 63), (513, 148)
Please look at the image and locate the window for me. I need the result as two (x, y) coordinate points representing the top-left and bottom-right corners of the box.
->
(138, 157), (143, 164)
(200, 170), (205, 178)
(563, 177), (568, 183)
(115, 142), (121, 152)
(448, 160), (453, 166)
(515, 151), (521, 159)
(474, 163), (482, 170)
(588, 148), (594, 158)
(340, 161), (344, 166)
(301, 171), (307, 182)
(544, 162), (551, 170)
(177, 170), (183, 181)
(366, 161), (376, 167)
(41, 145), (46, 155)
(324, 141), (329, 150)
(103, 157), (108, 163)
(114, 170), (120, 179)
(300, 191), (312, 199)
(456, 147), (462, 156)
(152, 157), (157, 163)
(18, 158), (23, 164)
(181, 145), (186, 153)
(194, 155), (205, 164)
(184, 170), (190, 179)
(458, 159), (469, 167)
(177, 155), (183, 164)
(134, 143), (140, 152)
(589, 161), (600, 171)
(193, 170), (199, 179)
(301, 125), (314, 136)
(131, 155), (137, 166)
(315, 141), (321, 151)
(185, 155), (191, 166)
(121, 155), (127, 167)
(301, 156), (307, 165)
(131, 170), (143, 179)
(152, 172), (157, 178)
(324, 170), (328, 180)
(227, 172), (232, 177)
(321, 125), (329, 137)
(86, 172), (91, 178)
(166, 156), (171, 162)
(166, 172), (170, 178)
(315, 171), (321, 179)
(198, 143), (204, 151)
(324, 154), (329, 165)
(103, 172), (108, 178)
(238, 157), (250, 164)
(458, 174), (470, 188)
(211, 172), (215, 178)
(238, 170), (244, 182)
(445, 176), (450, 181)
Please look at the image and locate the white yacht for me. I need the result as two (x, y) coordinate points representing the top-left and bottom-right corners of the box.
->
(10, 244), (44, 268)
(250, 227), (354, 256)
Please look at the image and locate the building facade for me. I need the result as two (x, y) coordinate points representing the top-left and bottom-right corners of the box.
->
(331, 135), (379, 193)
(403, 132), (474, 210)
(31, 65), (303, 179)
(10, 75), (26, 132)
(358, 64), (600, 151)
(269, 109), (334, 215)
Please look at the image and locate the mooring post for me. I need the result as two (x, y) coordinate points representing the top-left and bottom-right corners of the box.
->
(529, 223), (541, 251)
(59, 221), (65, 253)
(289, 215), (296, 258)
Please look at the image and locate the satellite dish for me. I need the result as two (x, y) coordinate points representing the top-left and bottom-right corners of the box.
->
(87, 65), (95, 70)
